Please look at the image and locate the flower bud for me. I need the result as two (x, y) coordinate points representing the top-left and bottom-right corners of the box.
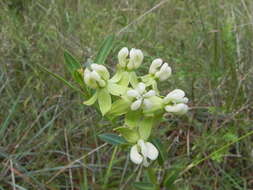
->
(118, 47), (129, 67)
(128, 48), (144, 70)
(149, 59), (163, 74)
(149, 59), (172, 81)
(154, 63), (172, 81)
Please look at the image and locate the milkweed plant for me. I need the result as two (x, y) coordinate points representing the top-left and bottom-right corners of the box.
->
(42, 35), (189, 169)
(80, 45), (189, 167)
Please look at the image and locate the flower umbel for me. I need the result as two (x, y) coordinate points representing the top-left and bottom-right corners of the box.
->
(130, 139), (159, 167)
(127, 82), (156, 111)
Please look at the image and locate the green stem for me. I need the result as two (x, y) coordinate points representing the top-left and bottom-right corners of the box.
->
(103, 146), (118, 189)
(181, 130), (253, 175)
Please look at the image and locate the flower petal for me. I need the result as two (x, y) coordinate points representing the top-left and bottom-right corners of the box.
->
(145, 142), (159, 160)
(131, 99), (142, 110)
(118, 47), (129, 67)
(129, 48), (143, 69)
(130, 145), (143, 165)
(143, 90), (156, 98)
(138, 139), (148, 158)
(91, 64), (110, 80)
(149, 58), (163, 74)
(127, 89), (140, 98)
(165, 103), (188, 115)
(164, 89), (185, 103)
(136, 82), (146, 94)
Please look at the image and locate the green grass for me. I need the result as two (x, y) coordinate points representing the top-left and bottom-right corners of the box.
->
(0, 0), (253, 189)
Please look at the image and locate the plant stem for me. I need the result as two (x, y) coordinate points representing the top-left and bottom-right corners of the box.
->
(103, 146), (118, 189)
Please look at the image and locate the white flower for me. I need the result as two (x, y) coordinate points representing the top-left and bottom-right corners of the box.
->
(117, 47), (144, 70)
(83, 64), (109, 89)
(165, 103), (188, 115)
(118, 47), (129, 67)
(130, 139), (159, 167)
(149, 58), (172, 81)
(127, 83), (156, 110)
(163, 89), (189, 115)
(164, 89), (188, 104)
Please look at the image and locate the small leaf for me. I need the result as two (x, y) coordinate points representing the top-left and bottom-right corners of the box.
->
(107, 98), (131, 117)
(95, 34), (115, 65)
(98, 133), (127, 145)
(129, 71), (139, 87)
(35, 63), (84, 95)
(83, 91), (98, 105)
(114, 127), (139, 143)
(118, 71), (130, 86)
(138, 117), (154, 140)
(125, 111), (142, 128)
(151, 138), (167, 166)
(132, 182), (156, 190)
(107, 82), (127, 96)
(98, 88), (111, 115)
(110, 71), (123, 83)
(163, 167), (182, 189)
(64, 50), (82, 75)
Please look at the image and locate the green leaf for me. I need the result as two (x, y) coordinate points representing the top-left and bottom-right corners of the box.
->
(35, 63), (84, 95)
(125, 111), (142, 128)
(114, 127), (139, 143)
(110, 71), (123, 83)
(132, 182), (156, 190)
(147, 168), (158, 185)
(107, 82), (127, 96)
(95, 34), (115, 65)
(83, 91), (98, 105)
(98, 133), (127, 145)
(163, 167), (182, 189)
(64, 50), (82, 74)
(118, 71), (130, 86)
(129, 71), (139, 87)
(98, 88), (111, 116)
(151, 138), (167, 166)
(138, 117), (154, 140)
(107, 98), (131, 117)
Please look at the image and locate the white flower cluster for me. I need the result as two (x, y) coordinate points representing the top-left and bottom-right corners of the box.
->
(81, 46), (189, 167)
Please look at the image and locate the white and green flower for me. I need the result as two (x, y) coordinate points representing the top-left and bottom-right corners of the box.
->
(164, 89), (189, 115)
(130, 139), (159, 167)
(83, 64), (110, 89)
(149, 58), (172, 81)
(127, 82), (156, 111)
(118, 47), (144, 70)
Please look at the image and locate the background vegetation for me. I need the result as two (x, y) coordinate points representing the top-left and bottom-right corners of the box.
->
(0, 0), (252, 189)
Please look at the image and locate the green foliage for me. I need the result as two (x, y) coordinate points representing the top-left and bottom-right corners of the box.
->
(98, 133), (127, 145)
